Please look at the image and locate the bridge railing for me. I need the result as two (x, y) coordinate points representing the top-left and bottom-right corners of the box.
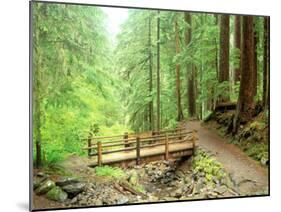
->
(81, 127), (197, 166)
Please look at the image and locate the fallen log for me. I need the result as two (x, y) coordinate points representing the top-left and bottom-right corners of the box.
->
(215, 102), (237, 112)
(118, 180), (145, 197)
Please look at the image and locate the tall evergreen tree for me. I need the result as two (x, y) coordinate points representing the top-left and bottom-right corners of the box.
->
(218, 15), (230, 102)
(233, 16), (255, 133)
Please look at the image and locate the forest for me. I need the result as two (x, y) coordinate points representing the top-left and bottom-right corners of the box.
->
(33, 3), (269, 166)
(32, 2), (269, 166)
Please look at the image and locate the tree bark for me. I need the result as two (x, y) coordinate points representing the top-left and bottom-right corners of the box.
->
(33, 3), (43, 168)
(253, 18), (258, 97)
(263, 17), (269, 108)
(148, 15), (154, 131)
(175, 19), (184, 121)
(219, 15), (230, 102)
(184, 13), (196, 117)
(234, 15), (241, 82)
(156, 10), (161, 131)
(233, 16), (255, 133)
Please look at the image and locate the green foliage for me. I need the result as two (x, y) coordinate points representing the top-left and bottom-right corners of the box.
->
(32, 3), (268, 167)
(32, 3), (130, 164)
(245, 143), (268, 165)
(94, 166), (127, 179)
(193, 149), (226, 182)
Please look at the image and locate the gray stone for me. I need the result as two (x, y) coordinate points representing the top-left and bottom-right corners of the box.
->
(94, 199), (103, 205)
(56, 177), (79, 187)
(117, 196), (129, 204)
(214, 185), (228, 194)
(261, 157), (268, 166)
(37, 172), (49, 178)
(33, 177), (47, 190)
(62, 182), (85, 196)
(128, 171), (139, 186)
(46, 186), (68, 202)
(35, 180), (56, 195)
(163, 197), (178, 201)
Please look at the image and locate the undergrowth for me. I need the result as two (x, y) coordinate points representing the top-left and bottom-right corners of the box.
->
(192, 149), (227, 183)
(94, 166), (127, 179)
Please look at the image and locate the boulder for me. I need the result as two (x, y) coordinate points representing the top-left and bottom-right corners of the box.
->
(62, 182), (85, 196)
(46, 186), (68, 202)
(35, 180), (55, 195)
(33, 177), (47, 190)
(56, 177), (79, 187)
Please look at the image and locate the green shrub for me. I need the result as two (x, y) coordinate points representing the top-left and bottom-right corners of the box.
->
(193, 149), (226, 183)
(94, 166), (127, 179)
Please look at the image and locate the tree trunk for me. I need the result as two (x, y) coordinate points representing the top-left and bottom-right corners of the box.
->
(148, 15), (154, 130)
(156, 10), (161, 131)
(253, 18), (258, 97)
(234, 15), (241, 82)
(233, 16), (255, 133)
(219, 15), (230, 102)
(175, 19), (184, 121)
(263, 17), (269, 108)
(184, 13), (196, 117)
(33, 3), (43, 168)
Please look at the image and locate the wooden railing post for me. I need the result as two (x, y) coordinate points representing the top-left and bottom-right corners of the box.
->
(136, 137), (141, 165)
(87, 133), (92, 157)
(124, 132), (129, 148)
(192, 130), (196, 153)
(165, 133), (169, 160)
(179, 128), (182, 140)
(97, 141), (102, 166)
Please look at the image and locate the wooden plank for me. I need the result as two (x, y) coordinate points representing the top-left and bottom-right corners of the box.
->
(82, 132), (192, 150)
(81, 127), (186, 141)
(89, 146), (137, 156)
(83, 131), (192, 150)
(89, 142), (194, 166)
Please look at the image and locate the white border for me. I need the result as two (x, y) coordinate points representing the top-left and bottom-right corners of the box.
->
(0, 0), (280, 212)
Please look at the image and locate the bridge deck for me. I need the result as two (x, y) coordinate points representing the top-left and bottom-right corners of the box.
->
(89, 141), (194, 166)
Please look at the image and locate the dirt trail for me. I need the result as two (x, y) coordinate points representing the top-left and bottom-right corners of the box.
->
(185, 121), (269, 194)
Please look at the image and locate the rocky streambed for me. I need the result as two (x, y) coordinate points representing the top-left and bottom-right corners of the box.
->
(33, 149), (260, 209)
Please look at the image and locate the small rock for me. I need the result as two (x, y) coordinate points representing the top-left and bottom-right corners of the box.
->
(69, 196), (78, 204)
(94, 199), (103, 205)
(37, 172), (49, 178)
(128, 171), (139, 186)
(62, 182), (85, 196)
(46, 186), (68, 202)
(212, 176), (220, 185)
(214, 185), (228, 194)
(261, 157), (268, 166)
(117, 196), (129, 204)
(170, 188), (183, 198)
(163, 197), (178, 201)
(36, 180), (56, 195)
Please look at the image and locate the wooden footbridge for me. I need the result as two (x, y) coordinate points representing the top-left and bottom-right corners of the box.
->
(82, 127), (198, 167)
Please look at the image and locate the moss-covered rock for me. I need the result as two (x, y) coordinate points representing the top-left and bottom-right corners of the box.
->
(35, 180), (55, 195)
(46, 186), (68, 202)
(33, 177), (47, 190)
(128, 171), (139, 186)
